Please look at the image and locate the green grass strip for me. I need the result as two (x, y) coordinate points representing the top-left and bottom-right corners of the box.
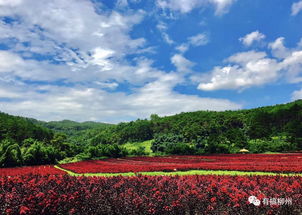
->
(54, 165), (302, 177)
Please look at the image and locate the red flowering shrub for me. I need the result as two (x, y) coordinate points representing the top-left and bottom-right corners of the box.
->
(1, 154), (301, 214)
(60, 153), (302, 173)
(0, 165), (66, 176)
(20, 206), (30, 215)
(0, 174), (301, 215)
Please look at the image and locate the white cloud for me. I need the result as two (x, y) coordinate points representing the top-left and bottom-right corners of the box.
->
(291, 0), (302, 16)
(0, 88), (20, 98)
(0, 75), (241, 122)
(176, 44), (189, 53)
(95, 82), (119, 90)
(0, 0), (153, 84)
(175, 33), (209, 54)
(0, 0), (243, 122)
(156, 21), (167, 31)
(210, 0), (236, 15)
(239, 31), (265, 46)
(268, 38), (302, 83)
(130, 73), (241, 117)
(281, 50), (302, 66)
(156, 0), (236, 15)
(267, 38), (302, 83)
(197, 51), (281, 91)
(0, 0), (145, 62)
(188, 33), (209, 46)
(227, 51), (267, 63)
(162, 32), (174, 44)
(157, 0), (203, 14)
(171, 54), (194, 73)
(197, 36), (302, 91)
(156, 21), (174, 44)
(268, 37), (291, 59)
(0, 51), (23, 72)
(0, 50), (77, 81)
(91, 48), (115, 70)
(281, 50), (302, 83)
(0, 0), (22, 7)
(116, 0), (129, 8)
(292, 88), (302, 100)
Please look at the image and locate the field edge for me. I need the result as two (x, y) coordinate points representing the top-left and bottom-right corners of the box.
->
(54, 165), (302, 177)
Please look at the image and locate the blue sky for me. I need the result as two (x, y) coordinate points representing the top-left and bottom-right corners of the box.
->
(0, 0), (302, 123)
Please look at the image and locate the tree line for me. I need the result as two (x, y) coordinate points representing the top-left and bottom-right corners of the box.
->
(89, 100), (302, 155)
(1, 100), (301, 167)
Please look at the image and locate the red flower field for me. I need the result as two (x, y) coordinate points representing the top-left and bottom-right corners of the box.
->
(1, 154), (302, 214)
(0, 165), (66, 177)
(59, 153), (302, 174)
(0, 174), (301, 215)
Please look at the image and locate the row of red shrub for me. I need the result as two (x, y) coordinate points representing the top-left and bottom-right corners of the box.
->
(0, 174), (301, 215)
(60, 153), (302, 173)
(0, 165), (66, 177)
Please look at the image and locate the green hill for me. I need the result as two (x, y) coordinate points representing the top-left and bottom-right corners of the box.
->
(91, 100), (302, 155)
(37, 119), (111, 136)
(0, 112), (53, 143)
(1, 100), (302, 167)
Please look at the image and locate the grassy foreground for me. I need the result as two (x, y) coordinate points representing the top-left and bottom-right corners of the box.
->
(54, 165), (302, 177)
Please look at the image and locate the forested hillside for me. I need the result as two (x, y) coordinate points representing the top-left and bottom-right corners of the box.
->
(30, 119), (111, 136)
(0, 112), (55, 167)
(1, 100), (302, 167)
(0, 113), (115, 167)
(90, 100), (302, 155)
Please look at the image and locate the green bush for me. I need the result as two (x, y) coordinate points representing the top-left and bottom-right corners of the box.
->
(84, 144), (127, 159)
(165, 143), (196, 155)
(216, 143), (231, 154)
(0, 139), (22, 167)
(151, 133), (184, 153)
(23, 141), (58, 165)
(129, 146), (147, 156)
(248, 137), (297, 153)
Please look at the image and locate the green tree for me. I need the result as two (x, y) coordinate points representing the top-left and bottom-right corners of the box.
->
(0, 139), (22, 167)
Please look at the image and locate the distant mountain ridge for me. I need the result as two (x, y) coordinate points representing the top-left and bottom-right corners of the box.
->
(1, 99), (302, 138)
(26, 118), (112, 135)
